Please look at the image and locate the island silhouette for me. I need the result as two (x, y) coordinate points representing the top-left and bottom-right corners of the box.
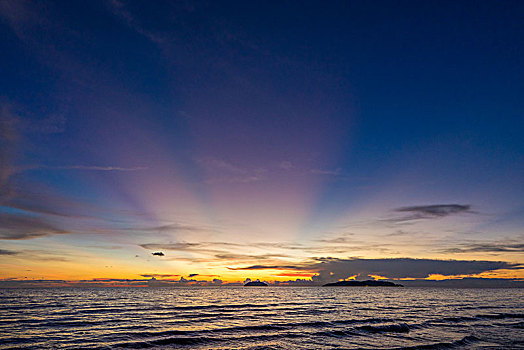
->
(244, 280), (268, 286)
(323, 280), (403, 287)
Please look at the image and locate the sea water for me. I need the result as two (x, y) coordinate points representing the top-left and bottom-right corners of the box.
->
(0, 287), (522, 349)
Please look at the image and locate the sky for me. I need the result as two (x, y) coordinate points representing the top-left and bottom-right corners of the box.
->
(0, 0), (523, 287)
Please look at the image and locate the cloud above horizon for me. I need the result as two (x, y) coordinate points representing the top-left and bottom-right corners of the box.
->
(229, 257), (522, 283)
(390, 204), (472, 223)
(0, 212), (67, 240)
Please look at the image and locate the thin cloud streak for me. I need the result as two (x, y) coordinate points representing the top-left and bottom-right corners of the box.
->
(385, 204), (473, 223)
(43, 165), (148, 171)
(443, 243), (524, 253)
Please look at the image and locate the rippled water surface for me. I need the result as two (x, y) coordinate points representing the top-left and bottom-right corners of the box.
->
(1, 287), (523, 349)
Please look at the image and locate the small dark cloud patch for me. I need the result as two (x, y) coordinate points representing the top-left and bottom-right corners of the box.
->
(141, 242), (202, 251)
(390, 204), (472, 222)
(152, 252), (164, 256)
(188, 273), (198, 277)
(0, 248), (18, 255)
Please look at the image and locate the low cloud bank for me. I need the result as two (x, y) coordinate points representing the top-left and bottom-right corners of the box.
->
(230, 257), (522, 284)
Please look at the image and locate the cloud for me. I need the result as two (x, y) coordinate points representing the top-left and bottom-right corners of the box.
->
(151, 252), (164, 256)
(43, 165), (148, 171)
(0, 248), (18, 255)
(214, 253), (291, 261)
(314, 258), (520, 281)
(310, 168), (342, 176)
(229, 264), (310, 271)
(197, 157), (265, 184)
(279, 161), (294, 170)
(389, 204), (472, 222)
(0, 103), (18, 204)
(0, 212), (67, 240)
(443, 242), (524, 254)
(139, 241), (241, 256)
(188, 273), (198, 277)
(108, 0), (165, 44)
(138, 223), (220, 234)
(229, 257), (521, 283)
(141, 242), (203, 251)
(140, 274), (180, 278)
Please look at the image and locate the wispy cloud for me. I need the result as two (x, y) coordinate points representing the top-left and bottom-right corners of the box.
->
(42, 165), (148, 171)
(0, 248), (18, 255)
(107, 0), (165, 44)
(442, 242), (524, 254)
(0, 103), (19, 204)
(387, 204), (473, 223)
(197, 157), (265, 184)
(140, 274), (180, 278)
(0, 213), (67, 240)
(310, 168), (342, 176)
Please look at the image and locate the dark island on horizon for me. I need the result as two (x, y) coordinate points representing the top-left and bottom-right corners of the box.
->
(244, 281), (269, 286)
(323, 280), (403, 287)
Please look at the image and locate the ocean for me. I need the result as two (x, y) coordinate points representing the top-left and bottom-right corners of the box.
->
(0, 287), (522, 349)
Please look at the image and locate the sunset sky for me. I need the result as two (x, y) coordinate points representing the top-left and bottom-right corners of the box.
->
(0, 1), (523, 287)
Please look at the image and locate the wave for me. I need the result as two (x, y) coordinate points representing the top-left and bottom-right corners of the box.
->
(476, 313), (524, 319)
(109, 331), (305, 349)
(394, 335), (480, 349)
(110, 317), (395, 339)
(428, 313), (524, 325)
(357, 322), (411, 333)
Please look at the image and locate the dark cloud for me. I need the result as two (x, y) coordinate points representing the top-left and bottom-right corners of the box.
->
(214, 253), (291, 261)
(141, 242), (201, 250)
(140, 274), (180, 278)
(151, 252), (164, 256)
(443, 243), (524, 253)
(0, 212), (67, 240)
(137, 222), (221, 235)
(229, 257), (521, 283)
(0, 248), (18, 255)
(229, 264), (310, 271)
(391, 204), (472, 222)
(188, 273), (198, 277)
(313, 258), (519, 281)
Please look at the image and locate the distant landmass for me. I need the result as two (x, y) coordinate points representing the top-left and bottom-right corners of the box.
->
(323, 280), (403, 287)
(244, 281), (268, 286)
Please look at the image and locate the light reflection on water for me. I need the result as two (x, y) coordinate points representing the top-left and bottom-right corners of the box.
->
(0, 287), (522, 349)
